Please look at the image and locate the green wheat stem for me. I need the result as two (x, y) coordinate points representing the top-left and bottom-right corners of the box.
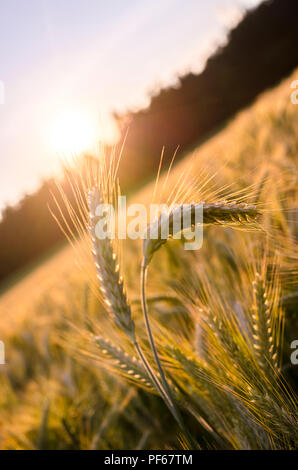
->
(141, 258), (198, 449)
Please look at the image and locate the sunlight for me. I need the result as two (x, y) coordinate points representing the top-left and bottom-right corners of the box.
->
(49, 111), (98, 155)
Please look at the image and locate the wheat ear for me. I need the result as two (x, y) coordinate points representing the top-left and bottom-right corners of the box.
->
(88, 188), (161, 386)
(143, 201), (260, 266)
(88, 188), (136, 341)
(93, 335), (154, 390)
(251, 272), (279, 372)
(88, 188), (166, 392)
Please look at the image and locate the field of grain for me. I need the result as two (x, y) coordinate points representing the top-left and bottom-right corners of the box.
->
(0, 70), (297, 450)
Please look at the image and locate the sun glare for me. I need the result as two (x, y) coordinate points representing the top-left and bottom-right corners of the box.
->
(49, 111), (98, 155)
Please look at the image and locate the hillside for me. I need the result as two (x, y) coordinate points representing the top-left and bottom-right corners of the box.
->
(118, 0), (298, 185)
(0, 69), (296, 450)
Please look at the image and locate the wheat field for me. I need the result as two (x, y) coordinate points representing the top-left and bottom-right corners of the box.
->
(0, 70), (297, 450)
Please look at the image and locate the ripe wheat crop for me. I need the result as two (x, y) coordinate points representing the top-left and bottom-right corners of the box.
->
(0, 72), (297, 450)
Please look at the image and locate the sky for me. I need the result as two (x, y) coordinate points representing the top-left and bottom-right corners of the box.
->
(0, 0), (262, 211)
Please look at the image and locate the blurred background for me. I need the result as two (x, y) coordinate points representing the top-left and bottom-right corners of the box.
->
(1, 0), (298, 285)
